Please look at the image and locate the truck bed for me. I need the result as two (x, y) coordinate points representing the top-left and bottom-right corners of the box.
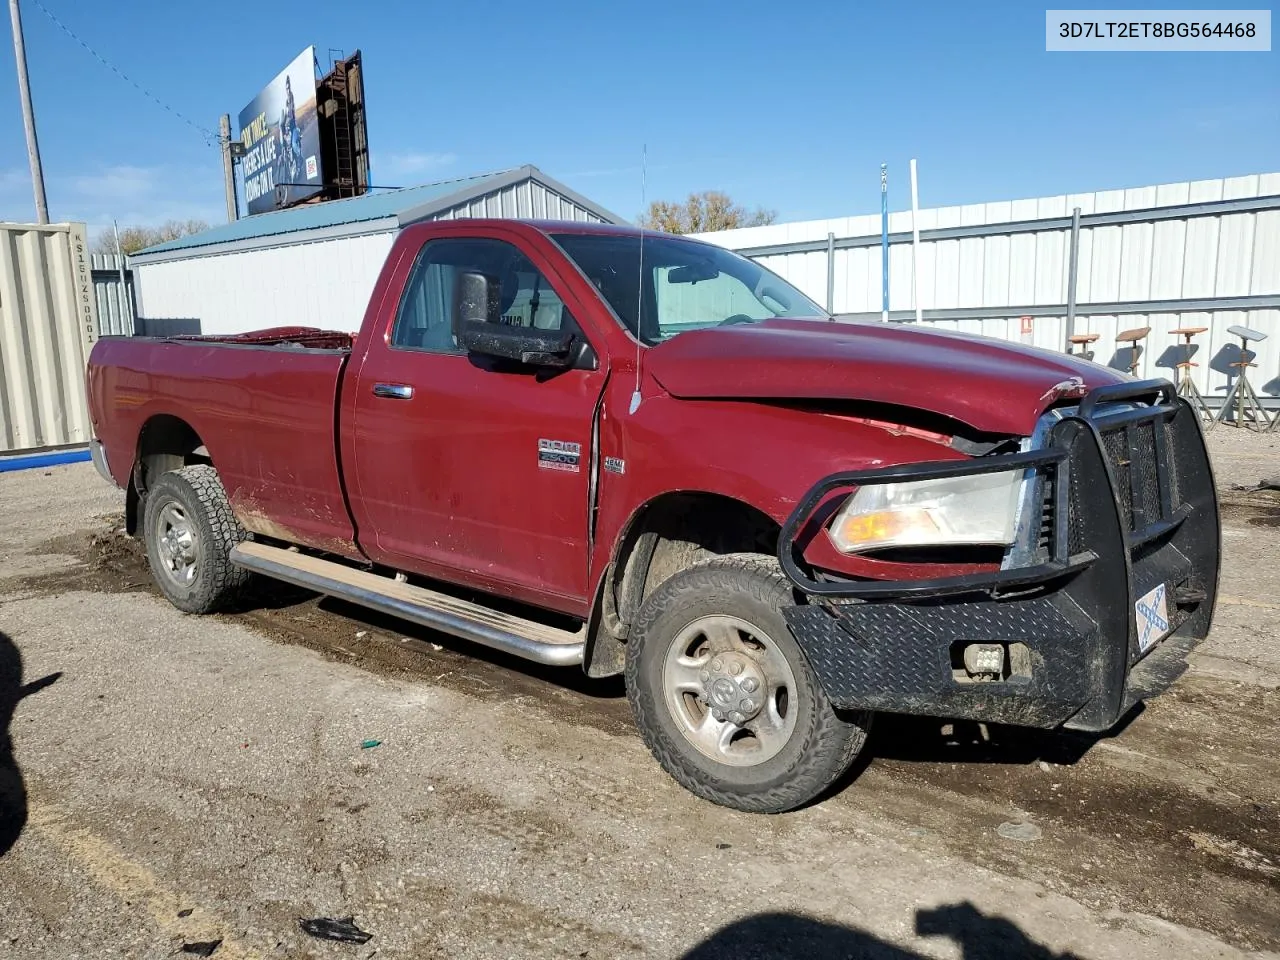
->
(87, 330), (360, 558)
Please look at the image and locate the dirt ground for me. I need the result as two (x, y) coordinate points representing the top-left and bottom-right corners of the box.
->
(0, 426), (1277, 959)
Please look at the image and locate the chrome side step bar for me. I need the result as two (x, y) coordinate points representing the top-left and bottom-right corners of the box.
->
(229, 541), (586, 667)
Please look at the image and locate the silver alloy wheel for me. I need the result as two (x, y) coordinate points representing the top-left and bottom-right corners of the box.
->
(155, 500), (199, 588)
(661, 614), (799, 767)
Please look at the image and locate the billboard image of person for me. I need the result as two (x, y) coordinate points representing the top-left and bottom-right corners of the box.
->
(238, 47), (324, 215)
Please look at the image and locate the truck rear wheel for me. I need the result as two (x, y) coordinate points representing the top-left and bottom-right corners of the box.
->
(143, 465), (251, 614)
(625, 554), (871, 813)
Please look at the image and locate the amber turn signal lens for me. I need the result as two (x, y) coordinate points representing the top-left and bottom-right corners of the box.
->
(828, 507), (940, 551)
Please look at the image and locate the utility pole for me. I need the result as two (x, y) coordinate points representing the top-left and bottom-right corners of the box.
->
(219, 113), (238, 222)
(8, 0), (49, 223)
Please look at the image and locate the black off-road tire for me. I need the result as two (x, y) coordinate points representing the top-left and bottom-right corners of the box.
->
(625, 554), (871, 813)
(143, 465), (251, 614)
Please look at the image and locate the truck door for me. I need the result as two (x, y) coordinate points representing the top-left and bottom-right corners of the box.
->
(346, 231), (606, 615)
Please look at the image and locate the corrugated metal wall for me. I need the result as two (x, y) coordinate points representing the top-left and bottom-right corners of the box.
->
(0, 223), (100, 453)
(133, 179), (608, 336)
(92, 254), (135, 336)
(698, 172), (1280, 406)
(134, 231), (397, 336)
(430, 179), (607, 223)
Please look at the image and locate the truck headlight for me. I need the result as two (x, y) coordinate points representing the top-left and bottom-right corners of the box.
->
(827, 470), (1024, 554)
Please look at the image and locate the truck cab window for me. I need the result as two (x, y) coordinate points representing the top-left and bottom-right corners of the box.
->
(551, 231), (826, 345)
(497, 269), (569, 331)
(653, 264), (773, 334)
(392, 238), (572, 352)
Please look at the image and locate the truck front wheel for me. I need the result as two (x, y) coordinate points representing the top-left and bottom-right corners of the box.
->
(143, 465), (251, 614)
(625, 554), (870, 813)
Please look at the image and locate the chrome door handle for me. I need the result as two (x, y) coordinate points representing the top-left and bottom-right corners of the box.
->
(372, 383), (414, 400)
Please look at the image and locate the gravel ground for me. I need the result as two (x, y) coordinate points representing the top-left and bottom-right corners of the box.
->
(0, 427), (1277, 960)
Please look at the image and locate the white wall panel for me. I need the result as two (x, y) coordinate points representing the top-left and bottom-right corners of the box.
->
(982, 235), (1010, 306)
(1119, 220), (1154, 300)
(135, 231), (397, 336)
(1089, 225), (1123, 301)
(1216, 213), (1255, 296)
(1251, 211), (1280, 294)
(1182, 215), (1220, 298)
(1149, 218), (1186, 299)
(696, 173), (1280, 405)
(1008, 232), (1036, 303)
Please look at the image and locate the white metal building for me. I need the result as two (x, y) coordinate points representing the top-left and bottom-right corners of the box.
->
(128, 165), (626, 336)
(693, 172), (1280, 407)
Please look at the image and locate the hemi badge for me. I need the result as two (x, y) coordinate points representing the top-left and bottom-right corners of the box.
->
(604, 456), (626, 475)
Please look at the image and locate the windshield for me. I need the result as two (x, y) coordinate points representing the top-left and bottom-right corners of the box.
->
(551, 232), (827, 345)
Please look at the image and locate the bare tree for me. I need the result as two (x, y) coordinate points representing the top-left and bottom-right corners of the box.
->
(91, 219), (210, 256)
(638, 191), (776, 235)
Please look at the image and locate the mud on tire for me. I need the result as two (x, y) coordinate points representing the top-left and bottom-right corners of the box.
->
(143, 465), (251, 614)
(625, 553), (871, 813)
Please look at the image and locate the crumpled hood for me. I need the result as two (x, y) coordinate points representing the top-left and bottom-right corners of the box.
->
(645, 318), (1130, 436)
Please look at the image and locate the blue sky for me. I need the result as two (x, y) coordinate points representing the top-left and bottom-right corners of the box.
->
(1, 0), (1275, 236)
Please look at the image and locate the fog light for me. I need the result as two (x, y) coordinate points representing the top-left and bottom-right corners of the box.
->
(963, 643), (1005, 677)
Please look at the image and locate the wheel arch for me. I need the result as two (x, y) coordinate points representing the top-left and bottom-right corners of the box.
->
(126, 414), (213, 535)
(584, 490), (781, 678)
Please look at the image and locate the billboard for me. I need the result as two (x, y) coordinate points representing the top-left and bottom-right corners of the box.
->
(238, 47), (323, 215)
(316, 51), (370, 201)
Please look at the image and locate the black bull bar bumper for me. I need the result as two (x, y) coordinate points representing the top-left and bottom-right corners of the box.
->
(778, 381), (1221, 732)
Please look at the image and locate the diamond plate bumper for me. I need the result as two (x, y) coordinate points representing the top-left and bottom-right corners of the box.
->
(780, 384), (1220, 732)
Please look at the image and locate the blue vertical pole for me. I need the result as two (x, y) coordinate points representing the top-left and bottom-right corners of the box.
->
(880, 163), (889, 322)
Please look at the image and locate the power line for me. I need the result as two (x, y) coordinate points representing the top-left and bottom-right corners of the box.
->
(28, 0), (218, 146)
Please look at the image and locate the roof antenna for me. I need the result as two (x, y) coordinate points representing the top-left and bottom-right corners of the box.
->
(629, 145), (647, 415)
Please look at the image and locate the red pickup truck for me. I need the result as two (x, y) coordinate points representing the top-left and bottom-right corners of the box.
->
(87, 219), (1220, 812)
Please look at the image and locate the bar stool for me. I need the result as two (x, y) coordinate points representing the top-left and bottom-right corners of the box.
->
(1116, 326), (1151, 376)
(1170, 326), (1214, 428)
(1216, 325), (1273, 430)
(1067, 332), (1099, 362)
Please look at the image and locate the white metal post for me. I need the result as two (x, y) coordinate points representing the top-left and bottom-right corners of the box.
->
(1063, 206), (1081, 352)
(825, 232), (835, 314)
(910, 158), (922, 324)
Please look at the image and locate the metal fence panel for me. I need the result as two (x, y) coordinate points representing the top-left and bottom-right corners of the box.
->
(695, 172), (1280, 407)
(91, 253), (135, 336)
(0, 222), (100, 453)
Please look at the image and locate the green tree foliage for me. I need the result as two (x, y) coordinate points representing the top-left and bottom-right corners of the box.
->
(638, 191), (777, 234)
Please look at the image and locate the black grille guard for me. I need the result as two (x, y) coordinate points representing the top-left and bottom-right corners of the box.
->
(777, 379), (1181, 600)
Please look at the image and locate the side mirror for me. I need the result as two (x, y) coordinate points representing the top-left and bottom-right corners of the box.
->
(453, 270), (503, 327)
(458, 322), (575, 368)
(453, 271), (574, 368)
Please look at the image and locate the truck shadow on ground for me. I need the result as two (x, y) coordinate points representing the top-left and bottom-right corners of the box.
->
(862, 710), (1133, 769)
(682, 903), (1083, 959)
(0, 630), (62, 858)
(307, 593), (1119, 771)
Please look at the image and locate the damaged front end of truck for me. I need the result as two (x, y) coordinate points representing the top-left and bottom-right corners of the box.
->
(779, 380), (1221, 733)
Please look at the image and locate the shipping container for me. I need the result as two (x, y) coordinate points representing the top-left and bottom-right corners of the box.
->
(0, 222), (99, 453)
